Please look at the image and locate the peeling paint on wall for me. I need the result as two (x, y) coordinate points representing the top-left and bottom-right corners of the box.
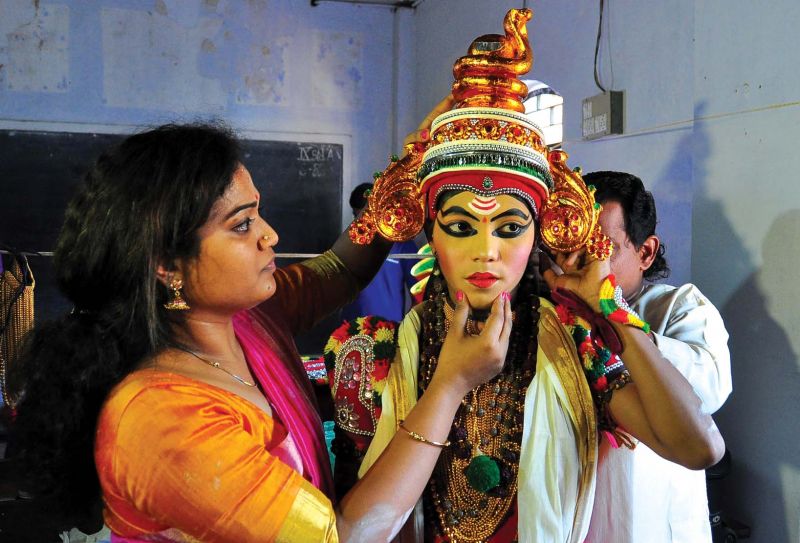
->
(101, 6), (226, 111)
(0, 1), (69, 92)
(312, 30), (363, 109)
(235, 37), (291, 105)
(191, 0), (296, 107)
(154, 0), (168, 17)
(0, 0), (402, 200)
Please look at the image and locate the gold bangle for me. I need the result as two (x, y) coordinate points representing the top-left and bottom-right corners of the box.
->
(398, 421), (450, 448)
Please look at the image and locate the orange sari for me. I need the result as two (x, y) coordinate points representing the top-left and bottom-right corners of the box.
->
(95, 253), (358, 542)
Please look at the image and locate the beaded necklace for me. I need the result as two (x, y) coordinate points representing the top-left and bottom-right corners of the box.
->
(419, 268), (539, 542)
(441, 302), (509, 337)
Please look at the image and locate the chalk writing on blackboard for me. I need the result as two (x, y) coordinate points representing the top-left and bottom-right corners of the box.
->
(297, 144), (343, 178)
(0, 130), (344, 339)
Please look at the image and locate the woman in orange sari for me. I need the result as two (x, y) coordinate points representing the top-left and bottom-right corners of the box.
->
(11, 116), (514, 542)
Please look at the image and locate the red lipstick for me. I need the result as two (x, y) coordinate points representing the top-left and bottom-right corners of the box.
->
(466, 272), (498, 289)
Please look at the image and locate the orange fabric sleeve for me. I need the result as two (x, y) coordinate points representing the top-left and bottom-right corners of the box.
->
(95, 371), (337, 542)
(262, 251), (360, 335)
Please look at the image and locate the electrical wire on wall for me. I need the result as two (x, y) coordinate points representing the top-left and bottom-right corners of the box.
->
(604, 0), (615, 91)
(593, 0), (607, 92)
(593, 0), (617, 92)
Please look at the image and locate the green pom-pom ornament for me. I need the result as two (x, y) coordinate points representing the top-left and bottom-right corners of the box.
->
(464, 454), (500, 493)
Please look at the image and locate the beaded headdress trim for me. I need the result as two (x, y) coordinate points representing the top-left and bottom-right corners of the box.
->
(431, 107), (542, 131)
(419, 144), (552, 189)
(425, 172), (547, 219)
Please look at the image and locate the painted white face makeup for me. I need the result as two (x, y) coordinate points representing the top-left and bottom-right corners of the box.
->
(467, 195), (501, 216)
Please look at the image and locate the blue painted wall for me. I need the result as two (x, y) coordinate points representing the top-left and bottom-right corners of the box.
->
(0, 0), (418, 221)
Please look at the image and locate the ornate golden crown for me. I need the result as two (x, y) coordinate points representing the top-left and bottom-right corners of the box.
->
(350, 8), (611, 261)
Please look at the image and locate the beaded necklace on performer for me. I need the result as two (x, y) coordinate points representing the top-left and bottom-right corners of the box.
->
(419, 269), (539, 542)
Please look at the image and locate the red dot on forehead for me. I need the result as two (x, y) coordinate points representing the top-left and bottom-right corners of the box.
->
(482, 216), (489, 223)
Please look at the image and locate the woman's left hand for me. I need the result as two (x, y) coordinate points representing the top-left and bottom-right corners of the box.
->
(541, 248), (611, 311)
(402, 94), (456, 150)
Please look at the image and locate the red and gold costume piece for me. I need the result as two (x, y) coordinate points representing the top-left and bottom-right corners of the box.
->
(324, 316), (397, 452)
(451, 8), (533, 113)
(540, 152), (611, 260)
(349, 145), (428, 245)
(418, 107), (552, 219)
(431, 113), (544, 148)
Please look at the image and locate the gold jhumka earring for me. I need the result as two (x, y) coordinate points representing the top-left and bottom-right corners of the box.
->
(164, 277), (190, 311)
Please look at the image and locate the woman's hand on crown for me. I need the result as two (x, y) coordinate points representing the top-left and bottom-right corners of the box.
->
(430, 290), (512, 397)
(402, 94), (456, 150)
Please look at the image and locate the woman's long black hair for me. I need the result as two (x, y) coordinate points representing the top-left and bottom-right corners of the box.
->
(9, 123), (241, 528)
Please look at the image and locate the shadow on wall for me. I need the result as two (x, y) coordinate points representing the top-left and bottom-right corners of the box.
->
(689, 101), (754, 299)
(715, 211), (800, 543)
(649, 118), (694, 288)
(690, 100), (800, 542)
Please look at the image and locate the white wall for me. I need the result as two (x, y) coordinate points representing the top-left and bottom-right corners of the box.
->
(0, 0), (416, 224)
(414, 1), (798, 540)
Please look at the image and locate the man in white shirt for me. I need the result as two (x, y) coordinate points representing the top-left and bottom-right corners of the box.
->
(583, 171), (732, 543)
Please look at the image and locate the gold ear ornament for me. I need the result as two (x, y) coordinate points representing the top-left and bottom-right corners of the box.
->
(164, 277), (190, 311)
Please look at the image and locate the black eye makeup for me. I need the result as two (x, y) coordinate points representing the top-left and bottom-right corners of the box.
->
(495, 220), (532, 238)
(436, 217), (533, 239)
(229, 203), (266, 234)
(437, 201), (533, 239)
(437, 218), (476, 237)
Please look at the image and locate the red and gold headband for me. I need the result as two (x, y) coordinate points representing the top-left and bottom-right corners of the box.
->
(419, 106), (551, 219)
(350, 8), (612, 260)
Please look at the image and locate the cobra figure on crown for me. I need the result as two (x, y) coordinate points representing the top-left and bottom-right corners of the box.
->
(325, 8), (651, 542)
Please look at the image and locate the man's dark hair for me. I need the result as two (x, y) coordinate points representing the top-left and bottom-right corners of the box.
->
(349, 182), (374, 213)
(583, 171), (670, 280)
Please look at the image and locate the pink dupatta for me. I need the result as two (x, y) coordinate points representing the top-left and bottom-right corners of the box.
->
(233, 310), (335, 498)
